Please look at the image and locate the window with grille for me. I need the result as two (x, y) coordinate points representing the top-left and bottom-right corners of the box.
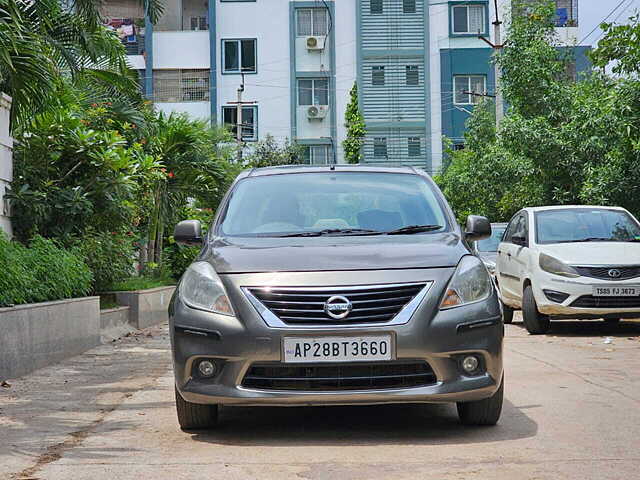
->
(406, 65), (419, 86)
(370, 0), (383, 14)
(190, 16), (208, 31)
(297, 8), (328, 36)
(452, 5), (485, 34)
(153, 69), (210, 102)
(373, 138), (388, 159)
(403, 0), (416, 14)
(223, 39), (257, 73)
(304, 145), (331, 165)
(222, 106), (257, 141)
(372, 66), (385, 86)
(454, 75), (486, 105)
(298, 79), (329, 106)
(408, 137), (421, 157)
(555, 0), (578, 26)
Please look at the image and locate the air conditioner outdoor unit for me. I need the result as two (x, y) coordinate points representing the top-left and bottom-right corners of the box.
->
(306, 36), (326, 51)
(307, 105), (328, 120)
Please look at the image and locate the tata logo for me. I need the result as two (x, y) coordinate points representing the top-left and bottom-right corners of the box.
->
(324, 295), (353, 320)
(608, 269), (622, 278)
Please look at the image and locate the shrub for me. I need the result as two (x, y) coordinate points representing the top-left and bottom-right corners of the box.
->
(0, 233), (93, 307)
(73, 230), (136, 293)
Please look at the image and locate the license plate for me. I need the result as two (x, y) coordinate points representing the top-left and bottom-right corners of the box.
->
(592, 286), (640, 297)
(282, 334), (393, 363)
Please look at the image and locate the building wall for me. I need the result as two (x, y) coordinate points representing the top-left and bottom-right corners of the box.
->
(0, 94), (13, 238)
(111, 0), (595, 170)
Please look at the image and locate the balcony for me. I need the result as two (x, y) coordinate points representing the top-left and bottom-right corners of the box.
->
(555, 0), (578, 27)
(154, 0), (209, 32)
(100, 1), (146, 56)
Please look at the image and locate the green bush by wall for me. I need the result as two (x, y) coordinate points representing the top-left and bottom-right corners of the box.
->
(0, 233), (93, 307)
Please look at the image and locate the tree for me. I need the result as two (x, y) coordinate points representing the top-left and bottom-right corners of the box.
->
(437, 1), (640, 222)
(589, 14), (640, 76)
(243, 135), (304, 168)
(0, 0), (165, 129)
(342, 82), (366, 164)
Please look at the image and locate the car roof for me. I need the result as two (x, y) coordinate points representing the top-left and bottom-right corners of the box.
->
(523, 205), (627, 213)
(237, 164), (425, 179)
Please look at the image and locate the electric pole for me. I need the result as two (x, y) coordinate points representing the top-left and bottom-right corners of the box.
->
(227, 72), (256, 163)
(479, 0), (504, 128)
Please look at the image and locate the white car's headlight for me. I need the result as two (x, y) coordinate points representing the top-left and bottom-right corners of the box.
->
(179, 261), (234, 315)
(539, 253), (579, 278)
(485, 261), (496, 275)
(440, 255), (493, 309)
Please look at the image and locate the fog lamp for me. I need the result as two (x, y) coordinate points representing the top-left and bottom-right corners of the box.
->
(197, 360), (217, 377)
(462, 355), (480, 374)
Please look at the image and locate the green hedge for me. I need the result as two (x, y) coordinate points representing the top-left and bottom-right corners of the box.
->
(0, 233), (93, 307)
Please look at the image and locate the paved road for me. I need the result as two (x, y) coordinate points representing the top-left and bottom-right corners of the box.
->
(2, 316), (639, 480)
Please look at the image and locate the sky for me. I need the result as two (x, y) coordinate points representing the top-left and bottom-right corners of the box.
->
(580, 0), (639, 46)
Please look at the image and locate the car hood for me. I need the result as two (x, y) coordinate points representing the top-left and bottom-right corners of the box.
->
(204, 233), (467, 273)
(540, 242), (640, 265)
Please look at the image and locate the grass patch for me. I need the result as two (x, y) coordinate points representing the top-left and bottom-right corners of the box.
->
(111, 276), (176, 292)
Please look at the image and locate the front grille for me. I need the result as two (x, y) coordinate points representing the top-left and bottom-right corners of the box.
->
(242, 361), (436, 391)
(248, 283), (426, 324)
(571, 296), (640, 308)
(574, 266), (640, 281)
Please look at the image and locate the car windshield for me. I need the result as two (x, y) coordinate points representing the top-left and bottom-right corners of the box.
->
(535, 208), (640, 244)
(219, 172), (448, 237)
(476, 226), (506, 252)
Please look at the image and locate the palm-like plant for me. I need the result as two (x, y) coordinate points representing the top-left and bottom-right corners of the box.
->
(141, 112), (231, 266)
(0, 0), (164, 129)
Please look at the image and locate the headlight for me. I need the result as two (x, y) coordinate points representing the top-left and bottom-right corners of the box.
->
(179, 261), (234, 315)
(440, 256), (493, 309)
(485, 261), (496, 275)
(538, 253), (579, 278)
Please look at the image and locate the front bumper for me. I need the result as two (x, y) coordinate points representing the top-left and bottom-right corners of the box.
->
(170, 269), (503, 406)
(533, 273), (640, 317)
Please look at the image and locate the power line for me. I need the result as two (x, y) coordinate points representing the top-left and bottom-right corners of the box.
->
(579, 0), (629, 44)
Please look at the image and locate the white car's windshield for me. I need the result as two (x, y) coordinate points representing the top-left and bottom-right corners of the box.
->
(535, 208), (640, 244)
(220, 172), (449, 237)
(476, 226), (506, 252)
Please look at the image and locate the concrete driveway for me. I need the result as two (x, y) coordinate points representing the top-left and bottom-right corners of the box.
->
(1, 316), (639, 480)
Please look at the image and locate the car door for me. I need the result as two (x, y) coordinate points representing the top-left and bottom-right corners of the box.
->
(497, 214), (523, 303)
(510, 211), (532, 301)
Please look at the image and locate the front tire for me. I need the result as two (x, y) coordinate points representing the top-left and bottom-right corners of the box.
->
(522, 285), (550, 334)
(457, 377), (504, 426)
(502, 302), (514, 324)
(175, 386), (219, 430)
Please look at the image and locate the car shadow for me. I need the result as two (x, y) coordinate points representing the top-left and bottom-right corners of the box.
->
(189, 398), (537, 447)
(511, 319), (640, 338)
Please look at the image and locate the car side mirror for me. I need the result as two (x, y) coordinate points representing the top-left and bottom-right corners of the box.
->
(174, 220), (203, 246)
(465, 215), (491, 242)
(512, 235), (527, 247)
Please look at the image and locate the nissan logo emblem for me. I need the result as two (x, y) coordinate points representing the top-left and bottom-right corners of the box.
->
(324, 295), (353, 320)
(608, 269), (622, 278)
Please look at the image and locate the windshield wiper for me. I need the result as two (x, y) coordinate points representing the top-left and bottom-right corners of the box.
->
(277, 228), (382, 238)
(556, 237), (612, 243)
(385, 224), (443, 235)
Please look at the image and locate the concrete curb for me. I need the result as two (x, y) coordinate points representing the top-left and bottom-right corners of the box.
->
(100, 306), (134, 343)
(113, 286), (176, 329)
(0, 296), (100, 380)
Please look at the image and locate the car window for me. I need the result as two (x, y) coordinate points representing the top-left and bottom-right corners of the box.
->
(219, 172), (449, 236)
(503, 214), (521, 244)
(476, 226), (507, 252)
(535, 208), (640, 244)
(513, 215), (527, 242)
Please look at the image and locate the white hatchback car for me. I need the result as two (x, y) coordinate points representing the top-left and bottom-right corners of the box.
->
(496, 206), (640, 334)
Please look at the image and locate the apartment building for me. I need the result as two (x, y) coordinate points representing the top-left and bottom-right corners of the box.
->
(102, 0), (590, 173)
